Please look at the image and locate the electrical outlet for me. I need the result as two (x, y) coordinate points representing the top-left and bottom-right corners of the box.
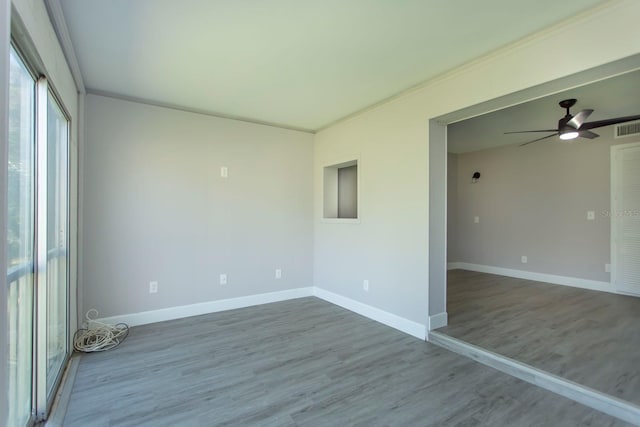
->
(149, 281), (158, 294)
(587, 211), (595, 220)
(363, 279), (369, 291)
(521, 256), (528, 264)
(275, 269), (282, 279)
(474, 216), (480, 224)
(605, 263), (611, 273)
(219, 273), (227, 285)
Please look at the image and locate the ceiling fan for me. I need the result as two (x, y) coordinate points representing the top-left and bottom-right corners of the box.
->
(505, 98), (640, 146)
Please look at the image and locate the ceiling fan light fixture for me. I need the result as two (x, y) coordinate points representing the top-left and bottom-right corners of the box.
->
(559, 130), (579, 140)
(507, 98), (640, 146)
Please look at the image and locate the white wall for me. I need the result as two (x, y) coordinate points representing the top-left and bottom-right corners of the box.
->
(82, 94), (314, 318)
(1, 1), (10, 425)
(451, 132), (638, 283)
(314, 0), (640, 327)
(314, 111), (431, 324)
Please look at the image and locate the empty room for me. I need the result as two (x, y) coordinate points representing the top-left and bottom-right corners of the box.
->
(1, 1), (640, 426)
(439, 70), (640, 405)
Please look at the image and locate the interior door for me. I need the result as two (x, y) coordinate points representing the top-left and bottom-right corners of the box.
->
(612, 141), (640, 296)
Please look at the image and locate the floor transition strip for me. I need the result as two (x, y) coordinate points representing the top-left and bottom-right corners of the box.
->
(428, 331), (640, 426)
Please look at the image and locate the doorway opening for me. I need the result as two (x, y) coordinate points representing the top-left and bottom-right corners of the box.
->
(427, 54), (640, 412)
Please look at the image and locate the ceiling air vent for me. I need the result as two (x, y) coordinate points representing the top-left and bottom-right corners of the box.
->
(615, 120), (640, 139)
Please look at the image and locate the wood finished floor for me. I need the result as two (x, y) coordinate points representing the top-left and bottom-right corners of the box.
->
(63, 297), (631, 426)
(440, 269), (640, 406)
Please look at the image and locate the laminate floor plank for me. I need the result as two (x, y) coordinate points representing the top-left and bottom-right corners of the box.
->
(64, 297), (632, 426)
(440, 269), (640, 406)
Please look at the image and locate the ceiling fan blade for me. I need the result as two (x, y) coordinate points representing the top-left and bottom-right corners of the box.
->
(519, 133), (559, 146)
(578, 130), (599, 139)
(567, 109), (593, 129)
(581, 114), (640, 130)
(504, 129), (557, 134)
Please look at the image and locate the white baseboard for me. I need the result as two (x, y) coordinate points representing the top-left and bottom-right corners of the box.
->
(97, 286), (428, 342)
(449, 262), (613, 294)
(428, 312), (448, 331)
(97, 287), (315, 326)
(313, 288), (427, 340)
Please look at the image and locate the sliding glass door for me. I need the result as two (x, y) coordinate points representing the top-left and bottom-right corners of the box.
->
(6, 44), (71, 425)
(45, 90), (69, 399)
(7, 43), (36, 427)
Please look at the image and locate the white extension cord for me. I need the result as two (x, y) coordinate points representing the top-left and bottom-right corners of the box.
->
(73, 309), (130, 353)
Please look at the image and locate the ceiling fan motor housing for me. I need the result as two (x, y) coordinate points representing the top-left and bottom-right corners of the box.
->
(559, 99), (577, 128)
(558, 115), (574, 132)
(558, 99), (580, 139)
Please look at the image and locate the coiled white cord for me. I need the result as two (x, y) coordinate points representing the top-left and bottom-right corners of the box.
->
(73, 309), (130, 353)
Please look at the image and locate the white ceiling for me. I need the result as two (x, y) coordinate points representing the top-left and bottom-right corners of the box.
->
(448, 69), (640, 153)
(59, 0), (607, 132)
